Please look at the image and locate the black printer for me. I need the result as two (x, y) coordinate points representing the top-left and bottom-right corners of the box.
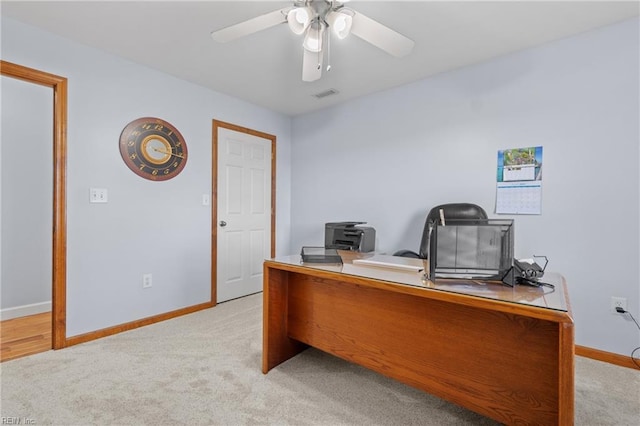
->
(324, 222), (376, 252)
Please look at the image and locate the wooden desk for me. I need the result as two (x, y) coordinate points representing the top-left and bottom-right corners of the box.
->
(263, 252), (574, 425)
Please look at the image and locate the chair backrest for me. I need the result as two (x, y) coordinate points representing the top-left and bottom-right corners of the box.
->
(418, 203), (488, 258)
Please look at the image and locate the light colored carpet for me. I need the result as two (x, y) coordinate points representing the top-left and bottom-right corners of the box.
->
(1, 293), (638, 425)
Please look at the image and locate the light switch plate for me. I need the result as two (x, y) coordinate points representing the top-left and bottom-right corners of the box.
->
(90, 188), (108, 203)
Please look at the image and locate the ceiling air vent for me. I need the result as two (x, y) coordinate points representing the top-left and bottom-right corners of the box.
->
(313, 89), (339, 99)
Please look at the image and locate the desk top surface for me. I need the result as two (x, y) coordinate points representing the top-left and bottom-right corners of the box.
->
(267, 251), (569, 313)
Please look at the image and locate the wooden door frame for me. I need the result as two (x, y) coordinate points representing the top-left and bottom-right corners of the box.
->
(1, 60), (67, 349)
(211, 120), (276, 305)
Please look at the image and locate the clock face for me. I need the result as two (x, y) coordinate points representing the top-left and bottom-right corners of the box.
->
(119, 117), (188, 181)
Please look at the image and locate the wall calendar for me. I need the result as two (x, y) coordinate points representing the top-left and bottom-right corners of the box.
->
(496, 146), (543, 215)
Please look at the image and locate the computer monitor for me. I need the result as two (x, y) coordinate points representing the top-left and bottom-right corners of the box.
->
(428, 219), (514, 282)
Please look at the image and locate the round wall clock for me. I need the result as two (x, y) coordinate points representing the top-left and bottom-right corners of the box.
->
(119, 117), (188, 181)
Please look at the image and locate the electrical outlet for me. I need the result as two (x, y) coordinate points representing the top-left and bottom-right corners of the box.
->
(611, 296), (627, 313)
(142, 273), (152, 289)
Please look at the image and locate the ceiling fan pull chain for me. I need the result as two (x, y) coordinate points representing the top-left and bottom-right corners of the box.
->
(326, 26), (332, 71)
(317, 21), (322, 70)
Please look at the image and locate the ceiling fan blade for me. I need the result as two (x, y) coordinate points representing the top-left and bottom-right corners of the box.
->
(350, 11), (415, 57)
(302, 48), (323, 82)
(211, 9), (286, 43)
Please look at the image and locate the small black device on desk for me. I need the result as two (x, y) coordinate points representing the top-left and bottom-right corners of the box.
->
(325, 221), (376, 252)
(300, 247), (342, 263)
(511, 256), (554, 288)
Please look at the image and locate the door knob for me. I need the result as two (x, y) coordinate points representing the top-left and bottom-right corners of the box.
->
(219, 220), (227, 227)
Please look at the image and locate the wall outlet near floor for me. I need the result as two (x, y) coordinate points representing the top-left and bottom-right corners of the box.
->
(610, 296), (627, 313)
(142, 273), (152, 288)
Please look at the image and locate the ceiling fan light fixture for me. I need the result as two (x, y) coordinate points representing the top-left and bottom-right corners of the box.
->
(287, 7), (312, 35)
(302, 22), (325, 53)
(326, 10), (353, 39)
(210, 1), (415, 83)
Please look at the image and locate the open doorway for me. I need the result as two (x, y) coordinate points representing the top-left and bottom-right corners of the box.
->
(0, 61), (68, 360)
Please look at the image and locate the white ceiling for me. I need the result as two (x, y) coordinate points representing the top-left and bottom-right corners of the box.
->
(2, 1), (638, 116)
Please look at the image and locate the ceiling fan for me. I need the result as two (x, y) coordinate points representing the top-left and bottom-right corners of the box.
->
(211, 0), (415, 82)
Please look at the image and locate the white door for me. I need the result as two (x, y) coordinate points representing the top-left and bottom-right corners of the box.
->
(216, 125), (272, 303)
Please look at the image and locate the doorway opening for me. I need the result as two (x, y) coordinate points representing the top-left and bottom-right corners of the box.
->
(0, 60), (67, 360)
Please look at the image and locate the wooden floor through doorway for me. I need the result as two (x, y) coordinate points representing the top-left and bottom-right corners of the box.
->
(0, 312), (51, 362)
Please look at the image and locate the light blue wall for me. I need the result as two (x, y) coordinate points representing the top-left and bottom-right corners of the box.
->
(291, 18), (640, 357)
(1, 17), (292, 337)
(1, 77), (52, 311)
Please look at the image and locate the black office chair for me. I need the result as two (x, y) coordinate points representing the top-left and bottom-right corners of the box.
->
(394, 203), (488, 259)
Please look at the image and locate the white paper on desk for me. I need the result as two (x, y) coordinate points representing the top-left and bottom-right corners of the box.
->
(496, 181), (542, 215)
(353, 255), (425, 272)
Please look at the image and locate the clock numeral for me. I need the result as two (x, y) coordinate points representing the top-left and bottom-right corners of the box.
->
(154, 124), (163, 131)
(163, 169), (170, 175)
(152, 169), (158, 176)
(173, 161), (179, 168)
(139, 164), (145, 170)
(127, 140), (135, 147)
(131, 130), (140, 136)
(167, 131), (173, 136)
(130, 153), (137, 160)
(175, 142), (182, 147)
(142, 124), (152, 130)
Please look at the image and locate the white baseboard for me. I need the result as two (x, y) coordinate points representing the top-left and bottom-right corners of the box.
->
(0, 301), (51, 321)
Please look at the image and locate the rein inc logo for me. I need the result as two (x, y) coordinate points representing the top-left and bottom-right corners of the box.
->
(1, 418), (35, 425)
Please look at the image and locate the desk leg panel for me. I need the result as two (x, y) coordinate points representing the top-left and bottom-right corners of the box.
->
(558, 322), (575, 425)
(262, 266), (308, 373)
(286, 272), (568, 425)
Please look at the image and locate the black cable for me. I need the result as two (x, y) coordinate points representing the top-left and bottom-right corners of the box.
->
(516, 276), (555, 289)
(616, 307), (640, 369)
